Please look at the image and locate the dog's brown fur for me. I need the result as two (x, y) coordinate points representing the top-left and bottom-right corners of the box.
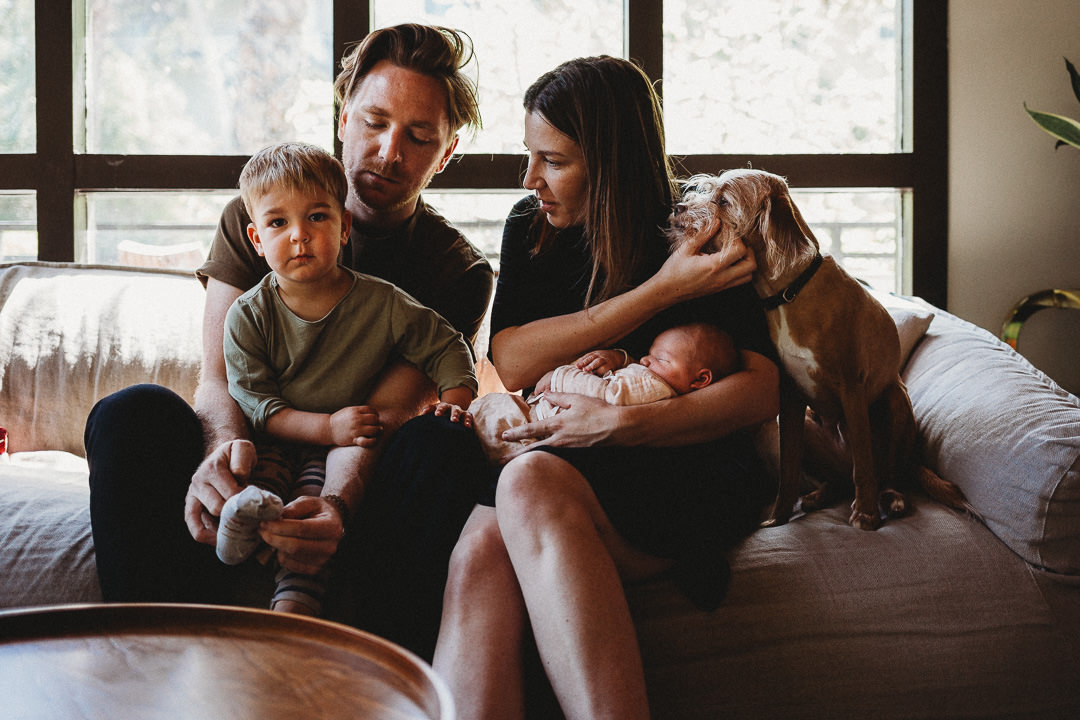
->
(668, 168), (964, 529)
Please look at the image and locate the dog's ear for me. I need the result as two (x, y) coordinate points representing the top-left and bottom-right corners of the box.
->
(758, 189), (817, 278)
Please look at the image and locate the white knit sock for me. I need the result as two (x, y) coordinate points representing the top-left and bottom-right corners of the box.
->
(216, 485), (284, 565)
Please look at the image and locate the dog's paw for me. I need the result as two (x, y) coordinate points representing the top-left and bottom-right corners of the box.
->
(848, 507), (882, 531)
(879, 489), (908, 518)
(760, 511), (792, 529)
(800, 487), (830, 512)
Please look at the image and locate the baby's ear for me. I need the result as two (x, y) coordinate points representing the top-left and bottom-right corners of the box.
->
(690, 368), (713, 390)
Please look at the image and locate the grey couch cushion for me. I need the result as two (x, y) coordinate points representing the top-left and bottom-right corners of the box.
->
(903, 303), (1080, 576)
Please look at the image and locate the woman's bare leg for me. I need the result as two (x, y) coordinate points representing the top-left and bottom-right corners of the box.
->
(433, 505), (528, 720)
(496, 451), (671, 720)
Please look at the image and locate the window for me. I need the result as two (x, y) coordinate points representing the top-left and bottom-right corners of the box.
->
(1, 0), (947, 306)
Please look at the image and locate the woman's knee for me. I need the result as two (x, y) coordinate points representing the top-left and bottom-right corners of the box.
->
(495, 452), (594, 533)
(445, 509), (512, 596)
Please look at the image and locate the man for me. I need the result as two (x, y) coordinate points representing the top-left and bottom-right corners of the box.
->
(86, 24), (493, 659)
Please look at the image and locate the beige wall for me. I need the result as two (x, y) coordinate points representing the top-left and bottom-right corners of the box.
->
(949, 0), (1080, 393)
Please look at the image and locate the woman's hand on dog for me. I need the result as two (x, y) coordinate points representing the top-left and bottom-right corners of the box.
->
(651, 228), (757, 304)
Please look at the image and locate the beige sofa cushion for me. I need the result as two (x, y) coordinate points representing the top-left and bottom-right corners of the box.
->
(0, 263), (204, 456)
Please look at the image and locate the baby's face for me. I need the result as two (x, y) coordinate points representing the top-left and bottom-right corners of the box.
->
(640, 328), (700, 394)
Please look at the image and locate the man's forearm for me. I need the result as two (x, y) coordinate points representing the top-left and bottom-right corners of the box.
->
(193, 377), (251, 450)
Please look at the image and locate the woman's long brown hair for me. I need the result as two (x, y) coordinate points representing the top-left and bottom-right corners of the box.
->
(524, 56), (677, 307)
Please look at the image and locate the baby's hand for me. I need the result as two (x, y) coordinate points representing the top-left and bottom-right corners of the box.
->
(424, 401), (474, 429)
(575, 349), (627, 376)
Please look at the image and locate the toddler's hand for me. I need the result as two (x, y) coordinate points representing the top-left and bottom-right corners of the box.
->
(329, 405), (382, 447)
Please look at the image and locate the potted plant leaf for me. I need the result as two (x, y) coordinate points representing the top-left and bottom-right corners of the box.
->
(1025, 57), (1080, 150)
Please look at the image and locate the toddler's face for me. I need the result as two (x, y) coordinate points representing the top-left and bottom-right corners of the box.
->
(247, 186), (350, 282)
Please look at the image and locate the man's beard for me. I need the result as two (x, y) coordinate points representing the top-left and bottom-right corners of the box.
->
(351, 161), (437, 214)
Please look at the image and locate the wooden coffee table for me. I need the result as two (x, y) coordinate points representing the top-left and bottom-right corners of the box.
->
(0, 603), (453, 720)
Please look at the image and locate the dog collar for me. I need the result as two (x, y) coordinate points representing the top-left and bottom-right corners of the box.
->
(760, 252), (823, 310)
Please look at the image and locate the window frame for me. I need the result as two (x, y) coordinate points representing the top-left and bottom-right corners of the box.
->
(5, 0), (947, 308)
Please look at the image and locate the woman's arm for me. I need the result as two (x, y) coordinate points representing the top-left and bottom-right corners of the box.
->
(494, 233), (756, 391)
(501, 349), (779, 450)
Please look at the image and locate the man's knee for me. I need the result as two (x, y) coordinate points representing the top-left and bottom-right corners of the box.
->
(86, 383), (198, 449)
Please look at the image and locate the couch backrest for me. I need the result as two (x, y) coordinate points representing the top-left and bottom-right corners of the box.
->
(0, 262), (204, 456)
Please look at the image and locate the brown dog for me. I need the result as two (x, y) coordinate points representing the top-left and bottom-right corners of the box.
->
(668, 168), (964, 530)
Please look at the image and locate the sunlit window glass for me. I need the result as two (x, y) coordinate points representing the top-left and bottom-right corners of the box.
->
(77, 192), (236, 269)
(664, 0), (901, 154)
(791, 189), (904, 293)
(0, 193), (37, 262)
(422, 190), (524, 268)
(0, 0), (35, 153)
(372, 0), (624, 154)
(84, 1), (333, 155)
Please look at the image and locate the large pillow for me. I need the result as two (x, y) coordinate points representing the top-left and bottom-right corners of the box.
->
(868, 288), (935, 366)
(901, 300), (1080, 576)
(0, 263), (205, 455)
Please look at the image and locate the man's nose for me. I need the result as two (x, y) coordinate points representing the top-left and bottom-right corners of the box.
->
(379, 128), (404, 164)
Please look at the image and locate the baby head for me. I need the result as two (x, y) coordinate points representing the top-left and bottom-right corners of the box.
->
(640, 322), (740, 395)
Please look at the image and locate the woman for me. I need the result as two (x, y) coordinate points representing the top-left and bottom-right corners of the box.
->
(432, 56), (779, 719)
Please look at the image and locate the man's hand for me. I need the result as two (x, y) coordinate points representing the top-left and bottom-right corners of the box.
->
(499, 392), (622, 461)
(185, 439), (256, 545)
(329, 405), (382, 447)
(259, 496), (346, 575)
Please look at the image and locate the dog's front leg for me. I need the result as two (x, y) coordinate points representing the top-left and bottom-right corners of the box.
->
(762, 381), (806, 527)
(839, 383), (881, 530)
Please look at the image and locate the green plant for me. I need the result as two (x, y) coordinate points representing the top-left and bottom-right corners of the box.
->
(1025, 57), (1080, 150)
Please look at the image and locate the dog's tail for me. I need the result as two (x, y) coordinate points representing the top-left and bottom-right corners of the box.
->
(914, 465), (978, 517)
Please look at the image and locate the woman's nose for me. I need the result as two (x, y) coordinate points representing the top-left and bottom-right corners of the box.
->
(523, 160), (542, 190)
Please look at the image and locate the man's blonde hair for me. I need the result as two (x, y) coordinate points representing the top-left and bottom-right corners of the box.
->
(239, 142), (348, 216)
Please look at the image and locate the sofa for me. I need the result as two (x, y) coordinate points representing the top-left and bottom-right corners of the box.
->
(2, 260), (1079, 719)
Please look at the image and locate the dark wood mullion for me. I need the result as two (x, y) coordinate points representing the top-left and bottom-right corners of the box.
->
(910, 0), (949, 309)
(675, 153), (914, 189)
(627, 0), (664, 82)
(332, 1), (371, 159)
(75, 156), (249, 191)
(35, 0), (75, 262)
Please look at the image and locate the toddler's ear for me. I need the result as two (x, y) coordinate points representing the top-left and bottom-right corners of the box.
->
(341, 210), (352, 244)
(247, 223), (265, 256)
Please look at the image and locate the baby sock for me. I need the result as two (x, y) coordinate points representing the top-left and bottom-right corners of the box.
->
(216, 485), (284, 565)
